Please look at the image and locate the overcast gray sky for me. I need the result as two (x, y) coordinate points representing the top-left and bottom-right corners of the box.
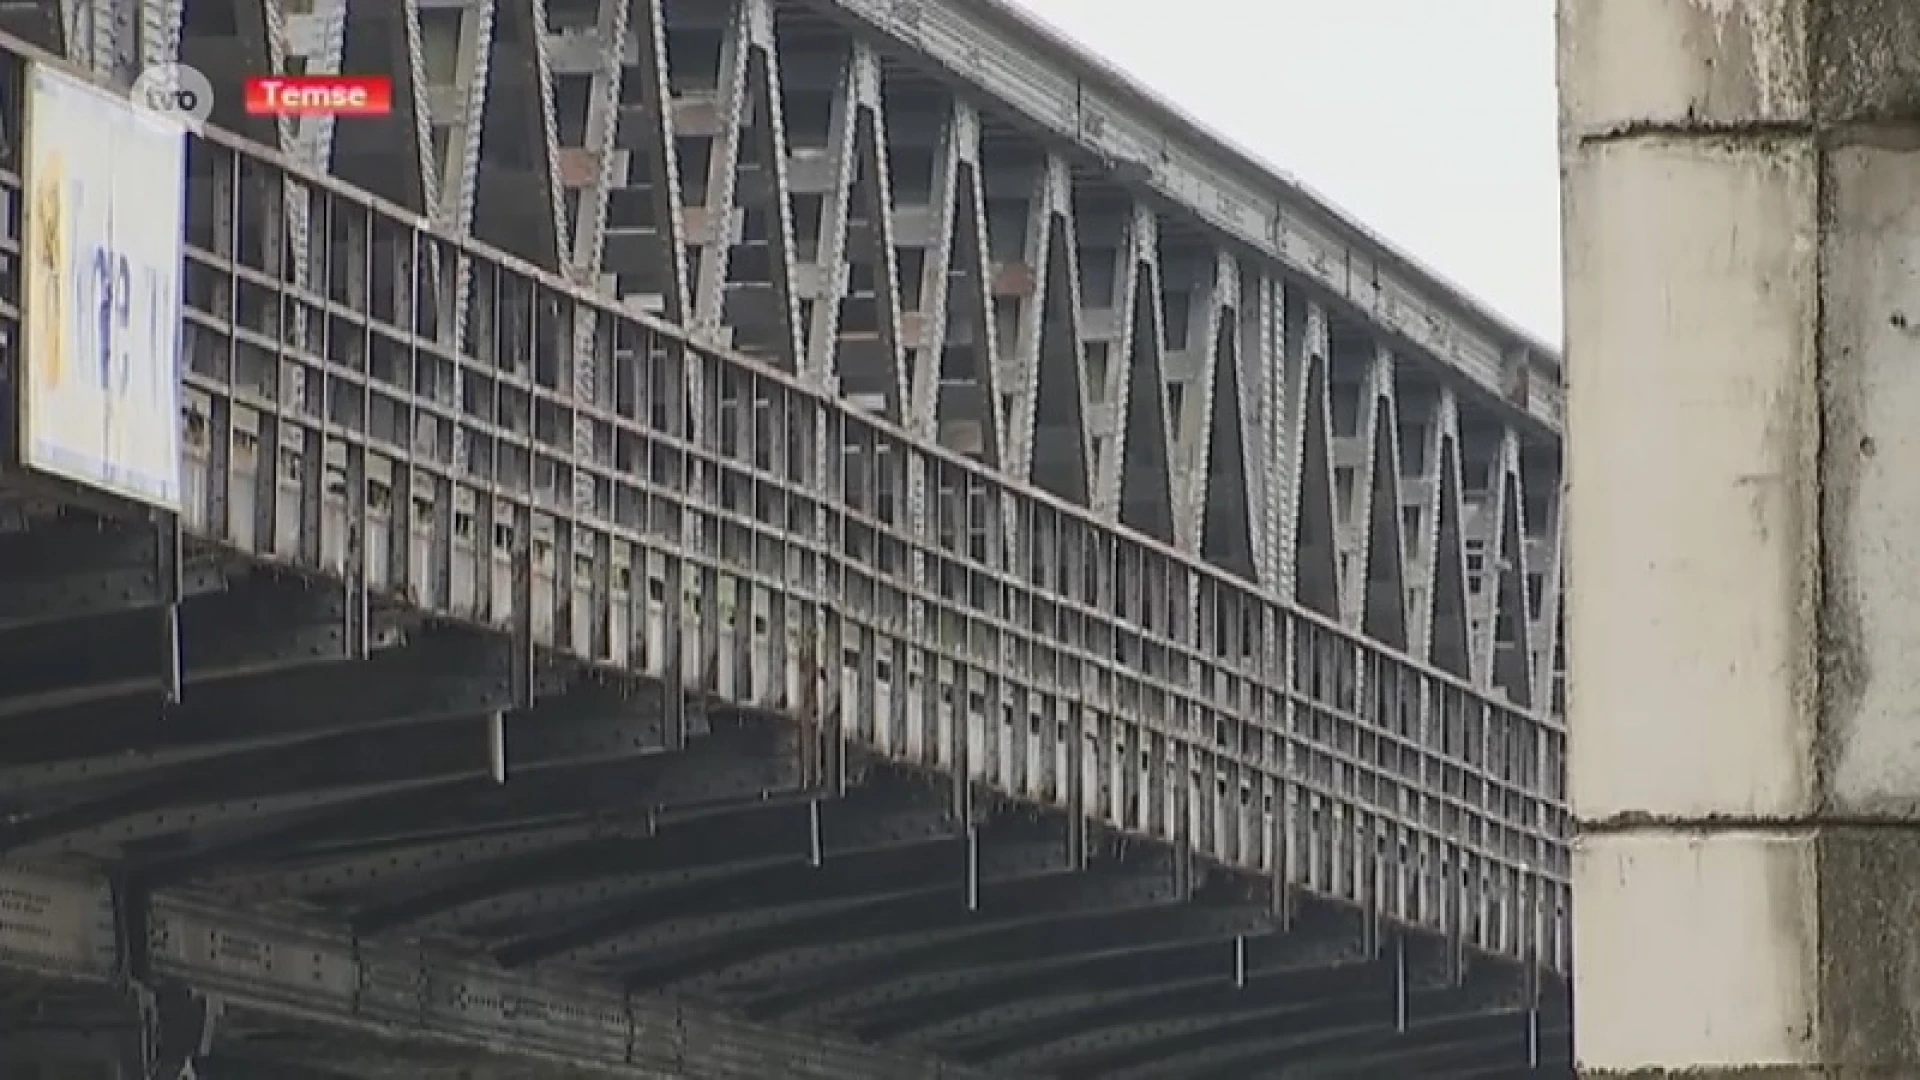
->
(1011, 0), (1562, 347)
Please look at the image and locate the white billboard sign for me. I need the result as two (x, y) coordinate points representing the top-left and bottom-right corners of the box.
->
(20, 62), (187, 511)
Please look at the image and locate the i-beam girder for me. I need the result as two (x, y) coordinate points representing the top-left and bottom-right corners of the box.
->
(829, 899), (1376, 1043)
(996, 949), (1540, 1078)
(739, 849), (1248, 1019)
(0, 517), (226, 634)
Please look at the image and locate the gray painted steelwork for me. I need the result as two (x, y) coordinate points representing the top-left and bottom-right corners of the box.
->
(0, 3), (1570, 1076)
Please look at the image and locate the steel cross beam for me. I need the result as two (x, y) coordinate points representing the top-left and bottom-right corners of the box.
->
(0, 861), (1013, 1080)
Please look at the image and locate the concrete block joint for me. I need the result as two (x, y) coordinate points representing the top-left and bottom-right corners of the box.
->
(1563, 0), (1920, 1074)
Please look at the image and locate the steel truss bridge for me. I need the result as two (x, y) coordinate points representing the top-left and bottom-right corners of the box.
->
(0, 0), (1571, 1076)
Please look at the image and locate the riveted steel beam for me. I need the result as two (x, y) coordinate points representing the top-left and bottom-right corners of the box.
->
(614, 809), (1082, 992)
(181, 710), (807, 908)
(0, 627), (511, 770)
(346, 767), (943, 937)
(0, 573), (386, 715)
(0, 714), (509, 857)
(0, 517), (225, 632)
(0, 862), (1007, 1079)
(843, 895), (1379, 1046)
(1416, 1041), (1572, 1080)
(739, 840), (1186, 1020)
(1210, 1007), (1565, 1080)
(490, 798), (1055, 970)
(112, 712), (788, 898)
(991, 936), (1497, 1077)
(1212, 999), (1570, 1080)
(1242, 993), (1557, 1077)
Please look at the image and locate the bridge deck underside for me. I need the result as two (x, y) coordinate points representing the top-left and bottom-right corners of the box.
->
(0, 526), (1568, 1079)
(0, 5), (1574, 1075)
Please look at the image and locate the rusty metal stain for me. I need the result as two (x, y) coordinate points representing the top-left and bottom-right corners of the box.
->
(556, 148), (603, 189)
(992, 262), (1036, 297)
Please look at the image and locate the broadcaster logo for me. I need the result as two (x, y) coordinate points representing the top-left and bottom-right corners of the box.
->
(129, 63), (214, 132)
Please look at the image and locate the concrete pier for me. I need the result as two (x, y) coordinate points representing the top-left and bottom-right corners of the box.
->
(1562, 0), (1920, 1074)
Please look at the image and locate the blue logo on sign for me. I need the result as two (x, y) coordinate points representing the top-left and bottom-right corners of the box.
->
(70, 183), (174, 441)
(92, 244), (130, 394)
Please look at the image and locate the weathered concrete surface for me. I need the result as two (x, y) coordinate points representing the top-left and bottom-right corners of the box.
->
(1563, 136), (1819, 824)
(1562, 0), (1920, 1074)
(1558, 0), (1812, 132)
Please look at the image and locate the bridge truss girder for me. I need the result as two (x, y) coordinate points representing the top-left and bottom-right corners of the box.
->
(7, 0), (1567, 705)
(0, 3), (1572, 1075)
